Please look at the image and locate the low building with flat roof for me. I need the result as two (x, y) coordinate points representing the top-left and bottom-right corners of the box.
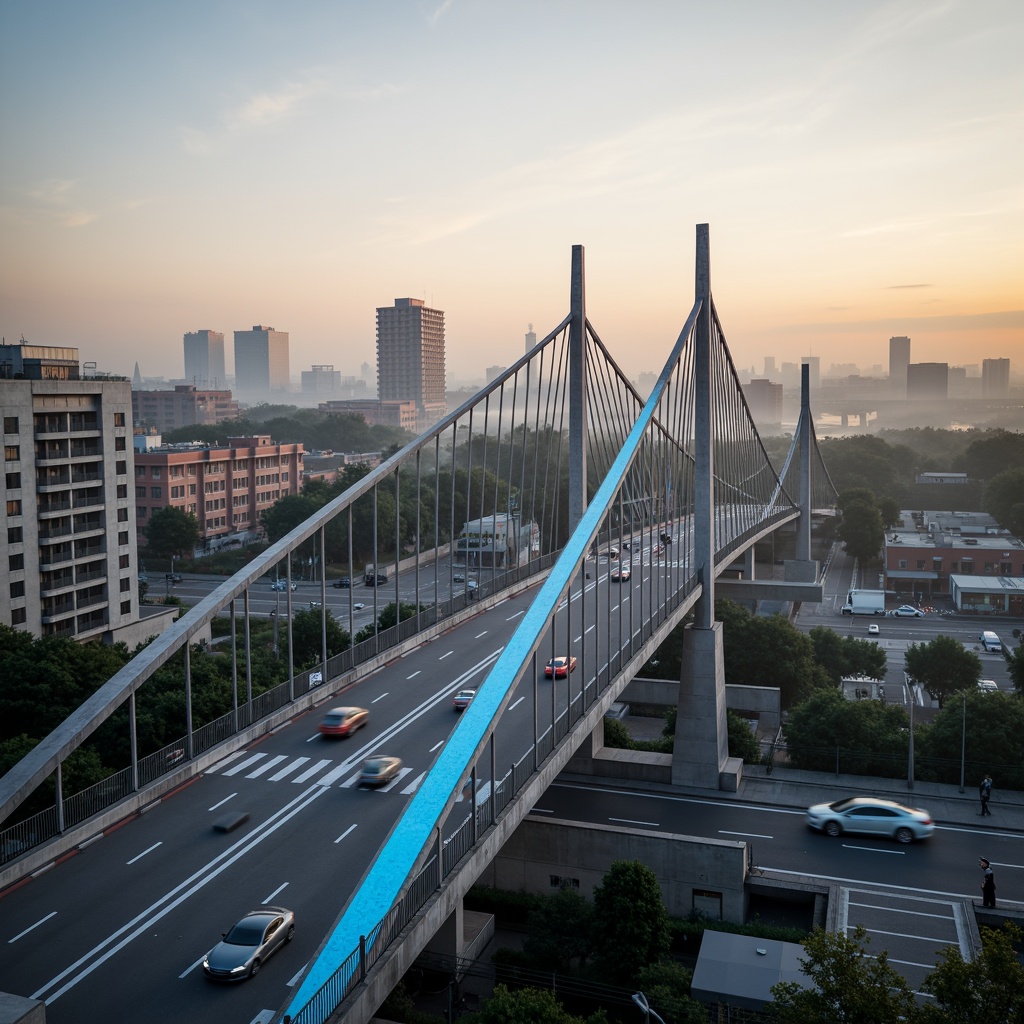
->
(949, 574), (1024, 616)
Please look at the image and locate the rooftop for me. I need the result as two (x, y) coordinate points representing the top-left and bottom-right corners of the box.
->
(886, 510), (1022, 551)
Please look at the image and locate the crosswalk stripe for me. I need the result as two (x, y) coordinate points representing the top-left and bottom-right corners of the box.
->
(205, 750), (246, 774)
(269, 757), (310, 781)
(222, 753), (266, 776)
(401, 771), (426, 795)
(340, 771), (363, 789)
(380, 767), (413, 792)
(246, 754), (289, 778)
(292, 758), (333, 783)
(317, 762), (357, 786)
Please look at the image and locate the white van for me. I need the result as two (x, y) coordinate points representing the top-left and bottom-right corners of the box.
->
(980, 630), (1001, 653)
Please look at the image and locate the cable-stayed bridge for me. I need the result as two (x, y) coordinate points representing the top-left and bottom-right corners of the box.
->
(0, 226), (836, 1024)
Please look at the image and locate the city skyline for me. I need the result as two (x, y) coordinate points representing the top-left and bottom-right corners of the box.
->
(2, 3), (1022, 381)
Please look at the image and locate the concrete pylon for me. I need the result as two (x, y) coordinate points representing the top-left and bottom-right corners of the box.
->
(785, 362), (819, 584)
(568, 245), (587, 534)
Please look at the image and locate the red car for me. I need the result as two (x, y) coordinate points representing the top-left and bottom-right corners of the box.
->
(545, 656), (577, 678)
(318, 706), (368, 737)
(452, 689), (476, 711)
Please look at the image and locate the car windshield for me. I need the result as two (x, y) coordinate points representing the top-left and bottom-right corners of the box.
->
(224, 920), (266, 945)
(364, 760), (385, 773)
(827, 798), (861, 812)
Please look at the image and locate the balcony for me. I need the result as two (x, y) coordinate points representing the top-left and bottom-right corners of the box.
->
(35, 440), (69, 463)
(73, 487), (104, 510)
(39, 520), (73, 541)
(71, 464), (102, 485)
(38, 497), (72, 516)
(69, 441), (102, 459)
(39, 545), (74, 567)
(73, 513), (104, 536)
(75, 564), (107, 585)
(75, 588), (107, 612)
(41, 600), (75, 623)
(40, 571), (75, 595)
(36, 468), (71, 490)
(74, 541), (105, 561)
(43, 621), (77, 638)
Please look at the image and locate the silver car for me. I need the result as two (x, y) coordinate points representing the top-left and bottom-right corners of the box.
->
(806, 796), (933, 844)
(203, 907), (295, 981)
(360, 755), (403, 787)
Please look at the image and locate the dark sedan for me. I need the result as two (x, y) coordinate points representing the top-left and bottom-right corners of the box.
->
(202, 908), (295, 981)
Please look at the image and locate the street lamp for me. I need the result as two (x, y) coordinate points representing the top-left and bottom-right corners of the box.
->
(631, 992), (666, 1024)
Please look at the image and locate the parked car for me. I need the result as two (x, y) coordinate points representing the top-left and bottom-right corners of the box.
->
(359, 756), (403, 787)
(452, 689), (476, 711)
(610, 567), (631, 582)
(332, 577), (351, 589)
(318, 706), (368, 737)
(806, 796), (933, 844)
(545, 655), (577, 678)
(166, 572), (183, 584)
(270, 580), (297, 592)
(452, 573), (465, 583)
(868, 624), (880, 635)
(202, 908), (295, 981)
(893, 605), (923, 617)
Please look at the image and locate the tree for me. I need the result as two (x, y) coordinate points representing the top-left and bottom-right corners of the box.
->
(782, 688), (909, 777)
(261, 494), (322, 545)
(522, 885), (595, 973)
(286, 609), (350, 669)
(143, 506), (199, 562)
(475, 984), (607, 1024)
(904, 636), (981, 709)
(591, 860), (670, 984)
(982, 466), (1024, 534)
(634, 962), (710, 1024)
(726, 709), (762, 764)
(769, 926), (921, 1024)
(956, 429), (1024, 482)
(1007, 638), (1024, 694)
(835, 495), (885, 563)
(920, 923), (1024, 1023)
(809, 626), (886, 685)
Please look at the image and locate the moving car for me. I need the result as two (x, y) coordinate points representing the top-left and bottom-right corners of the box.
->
(318, 706), (368, 737)
(893, 605), (923, 617)
(352, 602), (366, 610)
(867, 624), (880, 636)
(452, 688), (476, 711)
(202, 908), (295, 981)
(545, 655), (577, 678)
(360, 756), (403, 787)
(610, 567), (631, 582)
(806, 796), (933, 844)
(308, 600), (322, 609)
(452, 573), (465, 583)
(270, 579), (297, 592)
(977, 679), (999, 693)
(332, 577), (351, 588)
(166, 572), (183, 584)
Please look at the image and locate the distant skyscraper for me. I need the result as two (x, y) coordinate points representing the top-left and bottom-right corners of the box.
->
(763, 355), (776, 377)
(525, 323), (537, 354)
(376, 298), (447, 431)
(233, 325), (289, 402)
(183, 329), (226, 388)
(907, 362), (948, 401)
(982, 358), (1010, 398)
(889, 336), (910, 396)
(132, 361), (142, 388)
(742, 379), (783, 428)
(301, 364), (342, 396)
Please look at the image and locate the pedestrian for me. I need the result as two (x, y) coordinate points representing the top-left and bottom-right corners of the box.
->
(979, 857), (996, 908)
(979, 774), (993, 816)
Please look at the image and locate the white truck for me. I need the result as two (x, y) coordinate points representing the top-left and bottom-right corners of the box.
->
(841, 589), (886, 616)
(980, 630), (1002, 653)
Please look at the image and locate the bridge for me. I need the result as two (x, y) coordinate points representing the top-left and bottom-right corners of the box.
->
(0, 226), (837, 1024)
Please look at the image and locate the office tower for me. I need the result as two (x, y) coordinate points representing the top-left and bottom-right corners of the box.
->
(763, 355), (776, 377)
(301, 365), (342, 396)
(889, 336), (910, 396)
(525, 323), (537, 354)
(742, 379), (783, 428)
(233, 325), (290, 402)
(906, 362), (948, 400)
(1, 342), (144, 642)
(183, 330), (226, 388)
(485, 365), (506, 384)
(982, 358), (1010, 398)
(376, 298), (447, 432)
(948, 366), (969, 398)
(801, 356), (820, 391)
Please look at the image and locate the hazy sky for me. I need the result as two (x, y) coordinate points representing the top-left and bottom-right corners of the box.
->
(2, 1), (1021, 385)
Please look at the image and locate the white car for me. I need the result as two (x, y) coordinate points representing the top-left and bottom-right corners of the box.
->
(806, 797), (934, 843)
(868, 624), (880, 636)
(893, 605), (923, 617)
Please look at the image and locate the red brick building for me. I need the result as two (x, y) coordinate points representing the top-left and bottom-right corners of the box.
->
(132, 385), (240, 432)
(134, 435), (303, 551)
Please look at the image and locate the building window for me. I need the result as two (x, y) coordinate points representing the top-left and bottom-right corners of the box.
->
(916, 560), (925, 570)
(11, 607), (26, 625)
(136, 466), (146, 478)
(950, 561), (959, 573)
(10, 581), (25, 599)
(113, 412), (125, 426)
(9, 553), (24, 571)
(115, 437), (126, 451)
(4, 445), (19, 461)
(151, 467), (161, 479)
(984, 562), (994, 573)
(151, 487), (162, 499)
(116, 484), (127, 499)
(116, 460), (127, 475)
(117, 507), (128, 523)
(932, 558), (942, 571)
(5, 472), (21, 489)
(8, 526), (23, 543)
(120, 577), (131, 592)
(119, 554), (130, 569)
(3, 417), (18, 433)
(137, 506), (147, 518)
(898, 559), (908, 569)
(136, 486), (146, 499)
(119, 530), (129, 547)
(120, 600), (132, 615)
(6, 500), (21, 516)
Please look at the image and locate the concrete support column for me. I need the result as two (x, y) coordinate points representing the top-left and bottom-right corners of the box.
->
(743, 546), (756, 580)
(422, 900), (464, 962)
(693, 225), (714, 629)
(786, 363), (819, 585)
(672, 622), (730, 789)
(568, 245), (587, 534)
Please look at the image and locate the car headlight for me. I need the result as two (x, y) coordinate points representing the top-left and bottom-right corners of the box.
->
(230, 963), (247, 974)
(202, 956), (210, 968)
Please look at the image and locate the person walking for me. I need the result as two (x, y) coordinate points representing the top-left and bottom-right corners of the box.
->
(979, 857), (996, 908)
(979, 774), (993, 816)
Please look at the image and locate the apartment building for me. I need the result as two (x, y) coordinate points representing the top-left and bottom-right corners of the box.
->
(133, 435), (304, 551)
(318, 398), (419, 432)
(376, 298), (447, 431)
(132, 384), (240, 432)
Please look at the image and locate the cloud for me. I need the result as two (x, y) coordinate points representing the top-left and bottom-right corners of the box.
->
(24, 178), (96, 228)
(428, 0), (455, 26)
(226, 77), (326, 131)
(887, 284), (931, 290)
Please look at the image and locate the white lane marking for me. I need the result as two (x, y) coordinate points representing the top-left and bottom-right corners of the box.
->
(506, 609), (525, 620)
(841, 843), (906, 855)
(508, 696), (525, 711)
(371, 692), (389, 703)
(401, 772), (426, 795)
(292, 759), (332, 783)
(305, 733), (320, 743)
(269, 757), (309, 782)
(585, 625), (595, 635)
(126, 843), (162, 865)
(530, 807), (554, 814)
(719, 830), (773, 840)
(430, 740), (444, 752)
(381, 767), (414, 792)
(248, 1012), (277, 1024)
(439, 651), (453, 660)
(34, 784), (331, 1003)
(611, 604), (619, 611)
(8, 911), (57, 943)
(179, 953), (205, 979)
(860, 926), (958, 945)
(334, 824), (357, 845)
(263, 883), (288, 904)
(286, 965), (309, 987)
(850, 901), (955, 920)
(247, 755), (289, 779)
(222, 753), (266, 777)
(340, 771), (363, 789)
(574, 635), (582, 643)
(205, 750), (245, 773)
(609, 817), (659, 827)
(475, 631), (488, 638)
(407, 671), (421, 680)
(208, 794), (237, 811)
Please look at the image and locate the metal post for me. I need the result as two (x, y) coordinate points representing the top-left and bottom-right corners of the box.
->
(184, 641), (193, 760)
(693, 224), (714, 629)
(129, 691), (138, 792)
(959, 692), (966, 793)
(55, 760), (64, 833)
(796, 363), (812, 561)
(907, 680), (915, 790)
(568, 244), (587, 534)
(230, 600), (238, 731)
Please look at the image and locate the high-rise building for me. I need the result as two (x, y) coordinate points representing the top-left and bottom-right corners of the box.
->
(763, 355), (776, 377)
(132, 385), (239, 431)
(376, 298), (447, 432)
(183, 330), (226, 388)
(742, 379), (783, 428)
(301, 365), (342, 397)
(0, 343), (159, 643)
(889, 336), (911, 396)
(525, 323), (537, 354)
(233, 325), (290, 402)
(982, 358), (1010, 398)
(906, 362), (948, 401)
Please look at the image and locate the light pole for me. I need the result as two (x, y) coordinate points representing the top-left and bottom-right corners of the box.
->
(907, 675), (915, 791)
(959, 690), (967, 793)
(632, 992), (666, 1024)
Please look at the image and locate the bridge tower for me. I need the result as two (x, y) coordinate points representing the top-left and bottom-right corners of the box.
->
(671, 225), (733, 791)
(568, 244), (587, 533)
(785, 363), (819, 582)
